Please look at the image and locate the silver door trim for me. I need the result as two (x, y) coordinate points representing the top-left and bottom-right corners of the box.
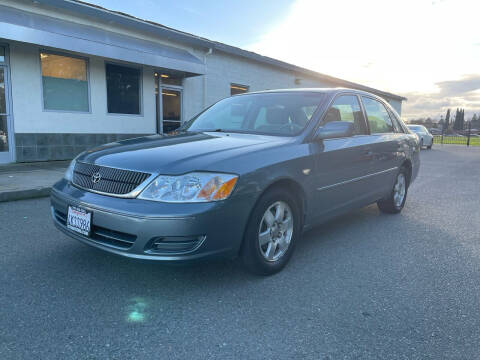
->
(316, 167), (398, 192)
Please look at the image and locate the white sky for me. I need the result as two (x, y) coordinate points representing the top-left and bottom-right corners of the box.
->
(247, 0), (480, 118)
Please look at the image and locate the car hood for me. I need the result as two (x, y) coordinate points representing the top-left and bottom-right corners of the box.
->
(77, 132), (289, 175)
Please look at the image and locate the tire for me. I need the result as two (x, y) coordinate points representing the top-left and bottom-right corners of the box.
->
(419, 139), (424, 149)
(377, 167), (408, 214)
(241, 187), (301, 275)
(427, 144), (432, 149)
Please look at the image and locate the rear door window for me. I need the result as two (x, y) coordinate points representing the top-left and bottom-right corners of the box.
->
(323, 95), (367, 135)
(387, 108), (405, 133)
(362, 97), (395, 134)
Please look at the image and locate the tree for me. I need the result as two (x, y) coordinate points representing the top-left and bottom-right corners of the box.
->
(453, 108), (460, 130)
(444, 109), (451, 132)
(471, 113), (480, 129)
(453, 108), (465, 130)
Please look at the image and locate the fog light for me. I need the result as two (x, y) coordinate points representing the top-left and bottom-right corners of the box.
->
(146, 236), (206, 254)
(152, 238), (165, 250)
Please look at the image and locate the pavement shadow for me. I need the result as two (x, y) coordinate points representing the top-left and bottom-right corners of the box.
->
(37, 203), (395, 291)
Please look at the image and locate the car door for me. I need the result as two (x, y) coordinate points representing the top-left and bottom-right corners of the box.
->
(360, 96), (404, 197)
(310, 94), (377, 219)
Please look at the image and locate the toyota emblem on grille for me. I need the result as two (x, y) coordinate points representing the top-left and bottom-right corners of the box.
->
(91, 172), (102, 184)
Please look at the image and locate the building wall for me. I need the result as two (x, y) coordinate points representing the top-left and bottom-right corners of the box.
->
(184, 50), (403, 120)
(386, 98), (402, 115)
(182, 51), (336, 121)
(3, 1), (404, 162)
(8, 41), (159, 161)
(10, 42), (157, 134)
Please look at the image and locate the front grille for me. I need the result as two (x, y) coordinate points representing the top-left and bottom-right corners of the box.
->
(54, 209), (137, 249)
(73, 162), (151, 195)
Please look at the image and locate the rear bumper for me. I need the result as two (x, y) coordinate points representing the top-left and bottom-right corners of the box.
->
(419, 135), (433, 146)
(50, 179), (255, 262)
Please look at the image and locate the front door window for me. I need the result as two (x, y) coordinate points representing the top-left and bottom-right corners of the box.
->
(323, 95), (368, 135)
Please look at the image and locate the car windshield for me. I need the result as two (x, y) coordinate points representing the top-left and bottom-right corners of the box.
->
(408, 125), (426, 133)
(183, 92), (324, 136)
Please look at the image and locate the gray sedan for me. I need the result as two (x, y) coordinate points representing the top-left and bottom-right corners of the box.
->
(407, 125), (434, 149)
(51, 88), (420, 275)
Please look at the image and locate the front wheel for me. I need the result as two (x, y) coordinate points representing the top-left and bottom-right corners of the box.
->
(377, 167), (408, 214)
(241, 188), (301, 275)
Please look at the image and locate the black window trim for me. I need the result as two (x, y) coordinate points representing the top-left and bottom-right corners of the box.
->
(386, 107), (408, 133)
(105, 61), (143, 116)
(388, 108), (404, 133)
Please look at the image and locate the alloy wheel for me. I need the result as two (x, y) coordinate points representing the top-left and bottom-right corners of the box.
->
(258, 201), (294, 262)
(393, 173), (406, 208)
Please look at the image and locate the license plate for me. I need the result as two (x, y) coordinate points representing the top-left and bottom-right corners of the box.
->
(67, 206), (92, 236)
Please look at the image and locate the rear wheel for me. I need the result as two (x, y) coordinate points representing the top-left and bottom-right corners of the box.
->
(241, 188), (301, 275)
(377, 167), (408, 214)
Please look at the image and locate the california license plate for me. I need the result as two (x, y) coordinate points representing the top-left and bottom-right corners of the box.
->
(67, 206), (92, 236)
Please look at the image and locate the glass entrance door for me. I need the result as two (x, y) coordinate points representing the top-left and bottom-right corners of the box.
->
(161, 88), (182, 133)
(0, 45), (13, 163)
(154, 72), (183, 134)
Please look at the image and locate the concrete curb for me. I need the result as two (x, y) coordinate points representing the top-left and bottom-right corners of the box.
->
(0, 187), (51, 202)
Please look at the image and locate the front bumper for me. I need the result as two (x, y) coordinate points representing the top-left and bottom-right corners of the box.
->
(50, 179), (255, 261)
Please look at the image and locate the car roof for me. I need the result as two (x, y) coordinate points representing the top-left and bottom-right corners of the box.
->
(243, 87), (389, 101)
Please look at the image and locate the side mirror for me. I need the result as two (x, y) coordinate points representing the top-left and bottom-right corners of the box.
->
(315, 121), (354, 140)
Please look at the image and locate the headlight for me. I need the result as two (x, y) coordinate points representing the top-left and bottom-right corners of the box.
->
(138, 172), (238, 203)
(64, 159), (76, 181)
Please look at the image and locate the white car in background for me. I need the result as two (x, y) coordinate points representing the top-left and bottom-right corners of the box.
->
(407, 125), (433, 149)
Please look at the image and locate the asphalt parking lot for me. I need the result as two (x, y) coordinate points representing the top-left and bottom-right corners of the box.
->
(1, 145), (480, 359)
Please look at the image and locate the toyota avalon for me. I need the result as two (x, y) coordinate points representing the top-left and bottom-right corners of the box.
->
(51, 88), (420, 275)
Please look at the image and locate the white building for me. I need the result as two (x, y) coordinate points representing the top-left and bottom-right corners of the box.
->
(0, 0), (406, 163)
